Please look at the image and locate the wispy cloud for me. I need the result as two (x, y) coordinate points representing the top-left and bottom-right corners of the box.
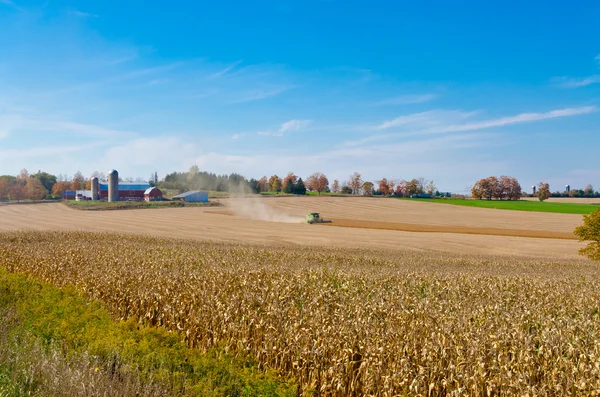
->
(378, 106), (596, 132)
(68, 9), (99, 18)
(256, 119), (312, 137)
(346, 106), (597, 147)
(229, 86), (293, 104)
(552, 75), (600, 88)
(208, 61), (243, 80)
(372, 93), (438, 106)
(377, 110), (475, 130)
(279, 119), (311, 133)
(596, 54), (600, 65)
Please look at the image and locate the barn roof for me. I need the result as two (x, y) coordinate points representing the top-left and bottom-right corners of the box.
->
(172, 190), (205, 199)
(144, 187), (160, 195)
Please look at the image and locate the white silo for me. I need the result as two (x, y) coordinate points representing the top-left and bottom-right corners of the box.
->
(108, 169), (119, 202)
(91, 177), (99, 200)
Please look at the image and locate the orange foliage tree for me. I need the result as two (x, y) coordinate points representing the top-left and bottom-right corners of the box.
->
(307, 172), (329, 195)
(25, 177), (48, 200)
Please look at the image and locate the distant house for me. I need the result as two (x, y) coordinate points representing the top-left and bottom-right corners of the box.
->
(144, 187), (163, 202)
(172, 191), (208, 203)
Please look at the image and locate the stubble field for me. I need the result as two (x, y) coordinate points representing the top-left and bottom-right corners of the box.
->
(1, 197), (599, 395)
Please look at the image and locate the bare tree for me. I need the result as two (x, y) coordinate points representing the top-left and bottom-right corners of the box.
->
(349, 172), (363, 195)
(331, 180), (340, 194)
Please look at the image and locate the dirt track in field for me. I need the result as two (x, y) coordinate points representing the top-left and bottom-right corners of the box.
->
(0, 198), (588, 259)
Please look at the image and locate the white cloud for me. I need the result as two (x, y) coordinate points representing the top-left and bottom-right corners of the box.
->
(229, 86), (293, 103)
(255, 119), (312, 137)
(377, 110), (474, 130)
(373, 94), (438, 106)
(208, 61), (243, 80)
(552, 75), (600, 88)
(257, 131), (284, 137)
(0, 113), (139, 139)
(193, 132), (501, 190)
(354, 106), (597, 147)
(596, 54), (600, 64)
(279, 119), (312, 133)
(67, 8), (99, 18)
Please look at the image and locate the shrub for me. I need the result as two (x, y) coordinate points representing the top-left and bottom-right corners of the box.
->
(574, 209), (600, 261)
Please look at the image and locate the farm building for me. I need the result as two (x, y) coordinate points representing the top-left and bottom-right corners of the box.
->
(98, 182), (151, 201)
(75, 190), (93, 201)
(172, 191), (208, 203)
(62, 190), (76, 200)
(144, 187), (163, 202)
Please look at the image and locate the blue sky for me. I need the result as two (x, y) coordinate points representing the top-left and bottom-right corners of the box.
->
(0, 0), (599, 192)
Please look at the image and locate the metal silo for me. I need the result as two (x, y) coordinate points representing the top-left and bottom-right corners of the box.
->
(108, 169), (119, 202)
(91, 177), (99, 200)
(532, 185), (536, 195)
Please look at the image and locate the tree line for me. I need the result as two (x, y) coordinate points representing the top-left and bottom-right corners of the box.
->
(1, 166), (599, 202)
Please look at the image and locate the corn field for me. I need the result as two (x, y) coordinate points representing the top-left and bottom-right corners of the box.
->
(1, 231), (600, 396)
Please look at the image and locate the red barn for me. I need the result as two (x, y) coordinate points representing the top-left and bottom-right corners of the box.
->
(98, 182), (151, 201)
(144, 187), (163, 202)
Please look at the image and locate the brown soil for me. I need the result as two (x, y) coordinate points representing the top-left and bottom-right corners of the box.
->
(0, 200), (587, 260)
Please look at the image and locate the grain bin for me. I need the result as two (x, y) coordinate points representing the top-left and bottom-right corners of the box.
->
(108, 169), (119, 202)
(91, 177), (99, 200)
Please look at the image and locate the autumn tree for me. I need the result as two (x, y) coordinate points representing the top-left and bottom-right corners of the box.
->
(349, 172), (363, 195)
(0, 177), (10, 200)
(362, 181), (374, 196)
(498, 176), (522, 200)
(472, 176), (521, 200)
(52, 181), (72, 197)
(574, 209), (600, 262)
(281, 172), (299, 194)
(395, 180), (407, 197)
(71, 171), (85, 190)
(268, 175), (282, 193)
(258, 176), (269, 192)
(406, 178), (423, 196)
(331, 180), (340, 194)
(377, 178), (390, 196)
(537, 182), (551, 202)
(584, 185), (595, 197)
(9, 184), (25, 201)
(25, 177), (48, 200)
(307, 172), (329, 195)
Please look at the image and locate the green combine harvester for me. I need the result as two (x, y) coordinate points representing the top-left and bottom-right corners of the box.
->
(306, 212), (333, 224)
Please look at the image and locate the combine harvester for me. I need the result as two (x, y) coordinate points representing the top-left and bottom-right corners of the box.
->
(306, 212), (333, 224)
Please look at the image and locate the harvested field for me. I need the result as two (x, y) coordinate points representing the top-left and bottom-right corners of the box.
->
(522, 197), (600, 204)
(0, 198), (587, 259)
(1, 231), (599, 396)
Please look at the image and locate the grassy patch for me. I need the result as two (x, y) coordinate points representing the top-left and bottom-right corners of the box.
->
(63, 200), (221, 211)
(0, 268), (296, 396)
(403, 198), (600, 214)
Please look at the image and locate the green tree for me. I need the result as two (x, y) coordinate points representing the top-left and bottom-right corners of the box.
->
(294, 178), (307, 195)
(282, 178), (294, 194)
(32, 171), (57, 193)
(574, 209), (600, 262)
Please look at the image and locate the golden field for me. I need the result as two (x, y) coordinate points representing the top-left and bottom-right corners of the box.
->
(0, 196), (589, 259)
(1, 230), (599, 396)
